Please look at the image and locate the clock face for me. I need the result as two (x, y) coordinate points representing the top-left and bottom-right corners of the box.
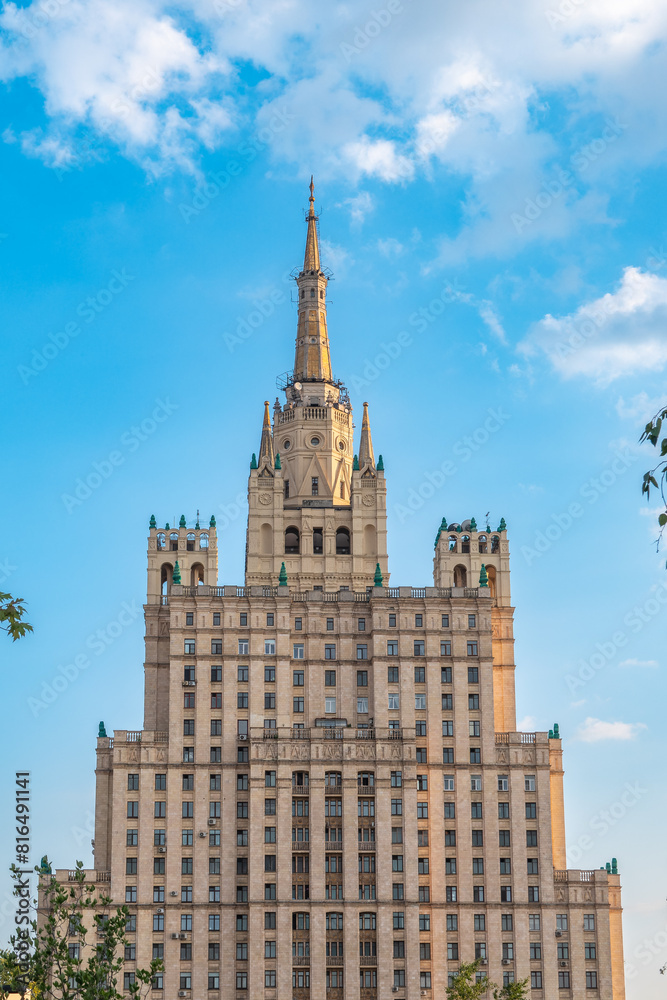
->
(362, 494), (375, 507)
(259, 492), (272, 505)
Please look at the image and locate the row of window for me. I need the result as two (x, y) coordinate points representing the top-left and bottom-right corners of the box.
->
(136, 969), (599, 991)
(189, 638), (482, 657)
(203, 612), (469, 630)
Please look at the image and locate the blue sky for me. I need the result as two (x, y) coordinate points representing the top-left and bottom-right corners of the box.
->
(1, 1), (667, 993)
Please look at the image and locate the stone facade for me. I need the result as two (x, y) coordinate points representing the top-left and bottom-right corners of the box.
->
(50, 183), (624, 1000)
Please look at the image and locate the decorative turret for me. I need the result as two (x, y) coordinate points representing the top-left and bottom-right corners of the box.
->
(179, 514), (186, 528)
(278, 562), (288, 587)
(358, 402), (375, 471)
(292, 177), (333, 386)
(479, 564), (488, 587)
(374, 563), (383, 587)
(149, 514), (157, 529)
(258, 400), (275, 470)
(172, 561), (181, 584)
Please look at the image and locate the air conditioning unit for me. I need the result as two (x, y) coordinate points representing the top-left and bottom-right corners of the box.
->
(560, 961), (568, 967)
(392, 989), (399, 995)
(199, 832), (207, 838)
(156, 908), (164, 914)
(479, 960), (487, 965)
(158, 846), (166, 853)
(178, 992), (187, 998)
(421, 992), (427, 996)
(170, 891), (178, 897)
(179, 933), (187, 939)
(555, 930), (562, 937)
(502, 959), (511, 965)
(208, 819), (217, 826)
(171, 933), (178, 939)
(238, 734), (248, 741)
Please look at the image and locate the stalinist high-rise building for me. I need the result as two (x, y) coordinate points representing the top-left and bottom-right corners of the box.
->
(56, 182), (625, 999)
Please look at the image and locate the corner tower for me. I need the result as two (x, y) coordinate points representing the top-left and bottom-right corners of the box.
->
(246, 180), (389, 590)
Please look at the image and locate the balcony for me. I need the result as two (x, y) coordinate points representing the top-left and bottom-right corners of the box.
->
(253, 727), (411, 742)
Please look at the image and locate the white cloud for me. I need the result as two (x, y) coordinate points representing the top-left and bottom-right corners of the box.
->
(616, 392), (665, 423)
(519, 267), (667, 384)
(343, 137), (414, 184)
(575, 716), (647, 742)
(340, 191), (374, 226)
(376, 237), (404, 258)
(618, 658), (659, 668)
(517, 714), (537, 731)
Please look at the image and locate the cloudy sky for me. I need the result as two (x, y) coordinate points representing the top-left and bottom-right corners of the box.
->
(1, 1), (666, 993)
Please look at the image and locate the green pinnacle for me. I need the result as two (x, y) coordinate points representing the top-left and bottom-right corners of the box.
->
(210, 515), (216, 528)
(374, 563), (383, 587)
(278, 562), (288, 587)
(149, 514), (157, 529)
(173, 561), (182, 585)
(479, 564), (488, 587)
(377, 455), (384, 471)
(275, 453), (281, 470)
(250, 453), (258, 469)
(98, 721), (107, 738)
(353, 454), (359, 471)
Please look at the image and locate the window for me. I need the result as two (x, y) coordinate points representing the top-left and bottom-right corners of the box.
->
(414, 640), (425, 656)
(388, 693), (399, 710)
(499, 802), (510, 819)
(357, 697), (369, 713)
(357, 644), (368, 659)
(445, 829), (456, 846)
(213, 613), (220, 626)
(325, 696), (336, 713)
(469, 694), (480, 710)
(500, 885), (512, 902)
(358, 617), (366, 631)
(557, 914), (568, 931)
(442, 693), (453, 710)
(447, 943), (459, 960)
(467, 640), (478, 656)
(525, 774), (536, 791)
(325, 669), (337, 686)
(446, 886), (458, 901)
(265, 912), (277, 929)
(128, 773), (139, 791)
(127, 801), (139, 818)
(211, 666), (222, 682)
(417, 802), (428, 819)
(415, 693), (426, 710)
(183, 665), (195, 682)
(472, 830), (483, 846)
(391, 798), (403, 815)
(264, 639), (275, 655)
(586, 971), (598, 989)
(393, 940), (405, 958)
(414, 665), (425, 684)
(529, 914), (541, 931)
(184, 640), (195, 655)
(501, 913), (513, 931)
(528, 885), (539, 902)
(526, 802), (537, 819)
(237, 692), (248, 709)
(526, 829), (538, 846)
(441, 666), (452, 682)
(474, 914), (485, 931)
(442, 720), (454, 737)
(584, 914), (596, 931)
(293, 696), (304, 713)
(392, 854), (404, 872)
(394, 970), (406, 988)
(126, 857), (138, 875)
(126, 830), (138, 846)
(499, 829), (511, 847)
(470, 720), (481, 737)
(387, 640), (398, 656)
(387, 666), (399, 684)
(357, 670), (368, 687)
(236, 973), (248, 990)
(442, 613), (449, 627)
(392, 883), (404, 899)
(238, 639), (248, 655)
(472, 857), (484, 875)
(154, 801), (166, 818)
(531, 972), (543, 989)
(471, 802), (482, 819)
(441, 640), (452, 656)
(468, 666), (479, 683)
(153, 913), (163, 932)
(420, 972), (432, 989)
(184, 691), (195, 708)
(265, 941), (276, 959)
(311, 476), (319, 495)
(527, 858), (539, 874)
(124, 973), (136, 990)
(294, 617), (302, 631)
(152, 887), (164, 903)
(444, 775), (455, 791)
(473, 885), (484, 902)
(445, 858), (457, 875)
(500, 857), (511, 874)
(530, 942), (541, 959)
(293, 644), (304, 659)
(444, 802), (456, 819)
(558, 972), (570, 989)
(264, 665), (275, 683)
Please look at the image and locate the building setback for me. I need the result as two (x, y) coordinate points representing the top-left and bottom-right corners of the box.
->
(53, 181), (625, 1000)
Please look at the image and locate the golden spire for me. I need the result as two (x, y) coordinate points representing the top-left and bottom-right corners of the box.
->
(258, 400), (274, 466)
(358, 401), (375, 470)
(303, 175), (320, 272)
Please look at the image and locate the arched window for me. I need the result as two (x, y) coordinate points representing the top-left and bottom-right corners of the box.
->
(285, 527), (300, 554)
(160, 564), (173, 596)
(292, 771), (309, 788)
(310, 288), (316, 297)
(363, 524), (376, 556)
(325, 771), (342, 788)
(359, 913), (376, 930)
(453, 565), (467, 588)
(186, 532), (195, 551)
(169, 532), (179, 551)
(199, 533), (209, 549)
(461, 535), (470, 554)
(313, 528), (323, 554)
(448, 536), (457, 552)
(190, 563), (204, 587)
(357, 771), (374, 787)
(478, 534), (487, 553)
(336, 527), (350, 554)
(157, 532), (166, 551)
(491, 535), (500, 553)
(260, 524), (272, 555)
(487, 565), (497, 598)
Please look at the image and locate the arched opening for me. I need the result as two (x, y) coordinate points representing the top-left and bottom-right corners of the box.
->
(190, 563), (204, 587)
(478, 534), (488, 553)
(336, 527), (351, 554)
(313, 528), (323, 554)
(363, 523), (376, 556)
(169, 532), (179, 551)
(487, 565), (497, 598)
(186, 532), (195, 551)
(461, 535), (470, 554)
(453, 565), (467, 588)
(199, 533), (209, 549)
(448, 536), (457, 552)
(157, 532), (166, 551)
(160, 563), (173, 595)
(491, 535), (500, 553)
(260, 523), (273, 555)
(285, 526), (300, 554)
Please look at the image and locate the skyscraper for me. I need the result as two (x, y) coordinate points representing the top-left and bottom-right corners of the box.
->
(56, 181), (625, 999)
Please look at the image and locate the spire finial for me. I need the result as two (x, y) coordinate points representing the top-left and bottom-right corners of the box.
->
(258, 400), (275, 468)
(359, 402), (375, 470)
(303, 176), (320, 272)
(309, 175), (315, 217)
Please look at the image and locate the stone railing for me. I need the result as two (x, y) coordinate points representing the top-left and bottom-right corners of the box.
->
(168, 585), (488, 601)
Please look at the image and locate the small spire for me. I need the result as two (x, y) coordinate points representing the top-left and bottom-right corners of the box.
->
(210, 515), (216, 528)
(173, 561), (182, 585)
(250, 453), (258, 470)
(275, 453), (281, 470)
(179, 514), (186, 528)
(377, 454), (384, 471)
(470, 516), (477, 531)
(98, 721), (107, 738)
(303, 176), (320, 272)
(278, 562), (288, 587)
(353, 454), (360, 471)
(149, 514), (157, 529)
(358, 402), (375, 469)
(479, 564), (488, 588)
(498, 517), (507, 531)
(258, 401), (274, 466)
(374, 563), (383, 588)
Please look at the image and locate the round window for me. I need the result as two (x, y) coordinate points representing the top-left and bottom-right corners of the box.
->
(310, 437), (320, 446)
(338, 440), (346, 451)
(283, 440), (291, 451)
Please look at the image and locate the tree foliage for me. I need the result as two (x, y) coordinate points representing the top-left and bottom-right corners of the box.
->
(2, 862), (160, 1000)
(445, 961), (529, 1000)
(493, 978), (530, 999)
(0, 592), (33, 641)
(641, 405), (667, 549)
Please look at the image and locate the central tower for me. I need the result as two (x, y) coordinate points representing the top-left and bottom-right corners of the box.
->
(246, 180), (389, 590)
